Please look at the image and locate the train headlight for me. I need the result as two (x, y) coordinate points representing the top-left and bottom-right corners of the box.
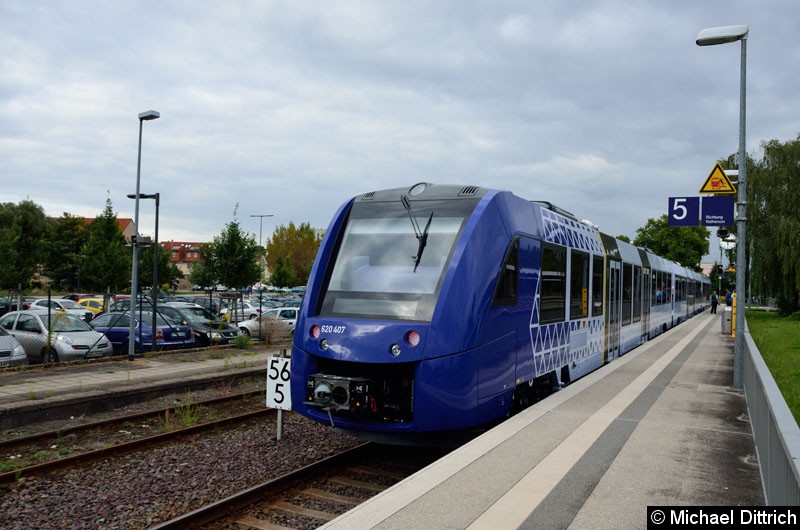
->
(405, 330), (420, 347)
(390, 343), (401, 357)
(320, 338), (329, 351)
(314, 383), (332, 404)
(310, 325), (320, 340)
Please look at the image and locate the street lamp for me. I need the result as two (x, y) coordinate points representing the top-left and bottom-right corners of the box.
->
(250, 214), (273, 340)
(697, 25), (748, 389)
(129, 110), (160, 361)
(128, 192), (160, 352)
(250, 214), (274, 250)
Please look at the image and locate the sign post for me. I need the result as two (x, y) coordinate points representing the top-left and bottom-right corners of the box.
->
(266, 349), (291, 441)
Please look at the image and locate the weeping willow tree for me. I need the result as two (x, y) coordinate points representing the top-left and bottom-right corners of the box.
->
(745, 135), (800, 314)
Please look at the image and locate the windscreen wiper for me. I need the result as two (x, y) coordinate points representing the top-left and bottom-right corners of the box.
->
(401, 195), (433, 272)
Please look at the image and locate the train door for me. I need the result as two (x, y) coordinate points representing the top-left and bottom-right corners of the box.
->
(605, 259), (621, 361)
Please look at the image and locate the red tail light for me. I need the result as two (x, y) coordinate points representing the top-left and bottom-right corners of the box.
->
(310, 325), (320, 340)
(406, 330), (420, 347)
(156, 329), (164, 341)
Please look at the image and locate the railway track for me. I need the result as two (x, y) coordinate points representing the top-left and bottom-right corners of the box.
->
(155, 443), (450, 530)
(0, 389), (269, 483)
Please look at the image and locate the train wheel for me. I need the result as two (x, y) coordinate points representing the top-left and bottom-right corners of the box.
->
(510, 381), (535, 416)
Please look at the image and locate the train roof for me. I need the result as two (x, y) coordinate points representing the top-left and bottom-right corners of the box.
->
(354, 183), (490, 203)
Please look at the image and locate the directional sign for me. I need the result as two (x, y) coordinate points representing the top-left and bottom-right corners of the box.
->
(701, 196), (735, 226)
(668, 197), (699, 226)
(699, 163), (736, 194)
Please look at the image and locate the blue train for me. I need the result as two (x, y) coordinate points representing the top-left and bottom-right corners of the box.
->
(291, 183), (709, 443)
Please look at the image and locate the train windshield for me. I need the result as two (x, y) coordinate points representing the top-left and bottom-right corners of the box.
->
(319, 199), (475, 321)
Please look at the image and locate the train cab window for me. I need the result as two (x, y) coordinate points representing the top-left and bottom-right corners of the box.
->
(540, 243), (566, 324)
(493, 238), (519, 306)
(622, 263), (632, 326)
(319, 198), (476, 321)
(633, 266), (642, 323)
(591, 256), (604, 317)
(570, 250), (589, 319)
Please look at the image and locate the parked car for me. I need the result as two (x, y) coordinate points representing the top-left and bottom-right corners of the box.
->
(219, 301), (261, 321)
(159, 303), (239, 346)
(29, 298), (94, 322)
(237, 307), (298, 338)
(90, 311), (195, 354)
(0, 296), (9, 316)
(184, 296), (221, 314)
(0, 326), (28, 368)
(78, 297), (106, 316)
(9, 297), (37, 311)
(0, 310), (113, 363)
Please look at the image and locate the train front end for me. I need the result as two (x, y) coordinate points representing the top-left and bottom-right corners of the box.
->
(291, 183), (498, 441)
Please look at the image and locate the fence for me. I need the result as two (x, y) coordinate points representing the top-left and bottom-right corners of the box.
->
(743, 324), (800, 505)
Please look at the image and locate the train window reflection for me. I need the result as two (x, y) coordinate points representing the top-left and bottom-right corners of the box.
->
(540, 243), (566, 324)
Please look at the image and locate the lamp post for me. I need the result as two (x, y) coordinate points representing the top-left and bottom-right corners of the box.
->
(697, 25), (748, 389)
(128, 192), (160, 352)
(129, 110), (160, 361)
(250, 214), (273, 340)
(250, 214), (274, 250)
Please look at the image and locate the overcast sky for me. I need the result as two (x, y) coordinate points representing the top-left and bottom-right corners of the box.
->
(1, 1), (798, 264)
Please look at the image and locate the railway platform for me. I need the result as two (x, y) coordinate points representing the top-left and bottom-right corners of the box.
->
(322, 312), (765, 529)
(0, 345), (281, 429)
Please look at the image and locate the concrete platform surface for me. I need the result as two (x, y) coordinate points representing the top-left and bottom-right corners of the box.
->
(322, 313), (764, 529)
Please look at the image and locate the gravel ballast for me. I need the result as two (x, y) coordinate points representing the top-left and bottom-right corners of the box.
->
(0, 412), (361, 529)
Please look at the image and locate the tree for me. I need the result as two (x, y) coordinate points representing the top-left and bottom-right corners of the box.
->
(80, 199), (131, 293)
(747, 135), (800, 314)
(266, 222), (322, 287)
(188, 258), (215, 289)
(633, 215), (709, 271)
(0, 200), (49, 291)
(42, 213), (87, 291)
(270, 256), (296, 288)
(204, 207), (261, 291)
(138, 245), (184, 291)
(616, 235), (631, 243)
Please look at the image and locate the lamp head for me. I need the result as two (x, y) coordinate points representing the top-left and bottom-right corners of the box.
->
(138, 110), (160, 121)
(696, 25), (749, 46)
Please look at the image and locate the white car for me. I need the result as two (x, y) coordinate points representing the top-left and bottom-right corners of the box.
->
(30, 298), (94, 322)
(220, 301), (261, 321)
(237, 307), (298, 339)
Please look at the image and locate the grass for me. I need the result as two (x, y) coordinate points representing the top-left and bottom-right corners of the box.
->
(746, 311), (800, 423)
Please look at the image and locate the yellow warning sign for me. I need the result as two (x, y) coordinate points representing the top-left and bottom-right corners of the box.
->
(699, 163), (736, 194)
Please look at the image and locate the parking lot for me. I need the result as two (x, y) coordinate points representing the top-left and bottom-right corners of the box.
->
(0, 290), (302, 367)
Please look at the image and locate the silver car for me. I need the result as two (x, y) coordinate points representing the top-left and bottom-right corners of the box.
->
(30, 298), (94, 322)
(0, 327), (28, 368)
(0, 310), (113, 363)
(237, 307), (298, 339)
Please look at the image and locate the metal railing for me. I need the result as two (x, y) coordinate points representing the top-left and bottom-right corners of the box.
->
(743, 322), (800, 505)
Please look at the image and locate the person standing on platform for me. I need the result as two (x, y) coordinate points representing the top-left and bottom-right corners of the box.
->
(710, 291), (719, 314)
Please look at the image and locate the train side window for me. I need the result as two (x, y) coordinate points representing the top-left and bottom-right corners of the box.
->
(493, 238), (519, 306)
(652, 272), (658, 306)
(570, 250), (589, 320)
(540, 243), (566, 324)
(622, 263), (632, 326)
(633, 266), (642, 323)
(591, 256), (604, 316)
